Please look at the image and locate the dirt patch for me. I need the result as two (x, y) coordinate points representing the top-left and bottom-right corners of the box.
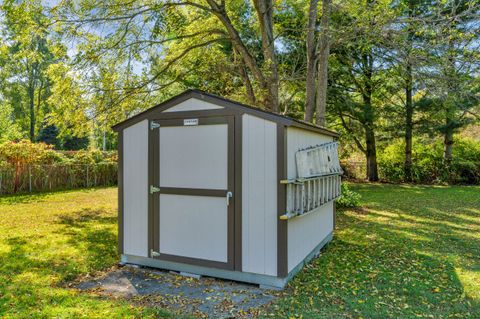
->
(75, 265), (281, 318)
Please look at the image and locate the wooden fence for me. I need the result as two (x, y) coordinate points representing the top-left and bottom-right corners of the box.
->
(0, 163), (118, 194)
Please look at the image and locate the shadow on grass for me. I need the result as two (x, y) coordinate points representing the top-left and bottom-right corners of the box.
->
(55, 208), (118, 281)
(0, 192), (51, 205)
(0, 207), (164, 318)
(0, 208), (118, 286)
(0, 187), (115, 205)
(274, 185), (480, 318)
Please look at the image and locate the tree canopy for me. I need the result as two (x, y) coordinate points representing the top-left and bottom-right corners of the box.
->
(0, 0), (479, 180)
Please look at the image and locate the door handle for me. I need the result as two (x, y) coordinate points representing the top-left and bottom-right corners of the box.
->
(226, 191), (233, 206)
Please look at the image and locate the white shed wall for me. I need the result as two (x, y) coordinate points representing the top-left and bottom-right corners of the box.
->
(242, 114), (277, 276)
(287, 201), (334, 272)
(123, 120), (149, 257)
(286, 127), (335, 272)
(286, 127), (333, 179)
(163, 97), (223, 112)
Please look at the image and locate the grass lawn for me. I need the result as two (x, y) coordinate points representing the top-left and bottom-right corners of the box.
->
(0, 188), (170, 318)
(271, 184), (480, 318)
(0, 184), (479, 318)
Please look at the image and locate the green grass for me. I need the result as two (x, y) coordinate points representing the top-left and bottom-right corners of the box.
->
(0, 188), (172, 318)
(1, 185), (479, 318)
(270, 184), (480, 318)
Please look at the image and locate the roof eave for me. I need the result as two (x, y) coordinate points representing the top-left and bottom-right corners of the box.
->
(111, 89), (339, 138)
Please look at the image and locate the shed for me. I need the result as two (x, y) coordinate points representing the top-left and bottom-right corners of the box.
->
(112, 90), (342, 288)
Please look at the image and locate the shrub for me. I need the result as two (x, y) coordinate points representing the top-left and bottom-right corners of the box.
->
(0, 140), (118, 193)
(336, 183), (362, 208)
(378, 137), (480, 184)
(0, 140), (64, 192)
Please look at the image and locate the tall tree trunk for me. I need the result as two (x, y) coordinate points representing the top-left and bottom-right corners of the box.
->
(28, 80), (35, 142)
(362, 53), (378, 181)
(103, 129), (107, 151)
(404, 0), (414, 182)
(404, 62), (413, 181)
(253, 0), (279, 112)
(443, 38), (456, 166)
(237, 56), (256, 105)
(365, 125), (378, 181)
(443, 113), (454, 164)
(304, 0), (319, 122)
(315, 0), (331, 126)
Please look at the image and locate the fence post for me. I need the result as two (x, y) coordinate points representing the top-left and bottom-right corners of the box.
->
(29, 166), (32, 193)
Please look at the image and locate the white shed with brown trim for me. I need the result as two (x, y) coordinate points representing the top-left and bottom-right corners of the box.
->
(113, 90), (341, 288)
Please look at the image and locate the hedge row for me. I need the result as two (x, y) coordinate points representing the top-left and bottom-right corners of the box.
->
(0, 140), (117, 194)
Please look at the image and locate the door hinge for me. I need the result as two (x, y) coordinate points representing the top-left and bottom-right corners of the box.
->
(150, 121), (160, 130)
(150, 185), (160, 194)
(150, 249), (160, 258)
(226, 191), (233, 206)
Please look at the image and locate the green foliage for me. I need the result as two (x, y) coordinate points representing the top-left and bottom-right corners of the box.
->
(0, 140), (117, 193)
(0, 104), (23, 142)
(62, 135), (89, 150)
(0, 140), (64, 192)
(36, 124), (61, 148)
(68, 149), (117, 165)
(0, 140), (59, 167)
(378, 137), (480, 184)
(0, 140), (116, 167)
(0, 0), (67, 141)
(336, 183), (362, 208)
(0, 0), (477, 179)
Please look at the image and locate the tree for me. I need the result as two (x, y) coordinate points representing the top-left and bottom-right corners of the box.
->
(0, 0), (66, 141)
(304, 0), (331, 126)
(315, 0), (331, 126)
(55, 0), (283, 113)
(329, 0), (397, 181)
(388, 0), (429, 181)
(304, 0), (319, 122)
(0, 104), (23, 143)
(424, 1), (480, 164)
(36, 123), (60, 148)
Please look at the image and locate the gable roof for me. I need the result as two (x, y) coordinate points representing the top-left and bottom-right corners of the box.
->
(112, 89), (339, 137)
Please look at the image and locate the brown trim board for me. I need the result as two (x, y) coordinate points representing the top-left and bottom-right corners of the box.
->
(159, 187), (227, 197)
(152, 124), (160, 255)
(117, 131), (124, 255)
(157, 253), (232, 270)
(151, 115), (236, 270)
(234, 114), (242, 272)
(148, 121), (156, 257)
(227, 116), (235, 270)
(156, 116), (233, 127)
(277, 124), (288, 277)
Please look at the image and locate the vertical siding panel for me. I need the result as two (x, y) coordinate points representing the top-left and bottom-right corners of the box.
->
(249, 117), (265, 271)
(241, 115), (250, 272)
(264, 121), (277, 276)
(242, 114), (277, 276)
(123, 120), (149, 257)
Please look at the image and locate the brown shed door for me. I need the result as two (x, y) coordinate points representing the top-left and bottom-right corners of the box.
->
(152, 116), (234, 269)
